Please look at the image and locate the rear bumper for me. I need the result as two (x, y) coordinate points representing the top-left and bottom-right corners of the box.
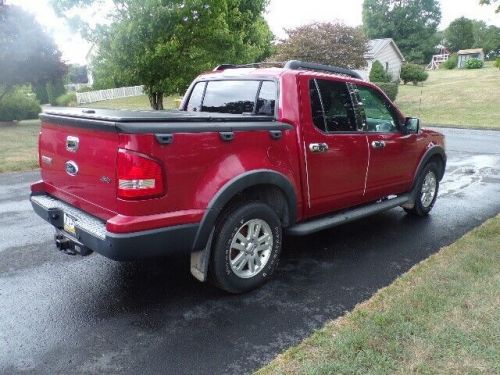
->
(31, 194), (199, 261)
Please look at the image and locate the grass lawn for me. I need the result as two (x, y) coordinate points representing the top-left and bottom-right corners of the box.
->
(396, 62), (500, 129)
(257, 215), (500, 375)
(0, 120), (40, 173)
(82, 95), (180, 110)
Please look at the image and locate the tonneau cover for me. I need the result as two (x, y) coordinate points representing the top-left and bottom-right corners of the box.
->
(42, 107), (274, 123)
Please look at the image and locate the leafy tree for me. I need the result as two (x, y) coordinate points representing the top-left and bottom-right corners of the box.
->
(0, 4), (66, 103)
(444, 17), (475, 52)
(67, 65), (89, 84)
(479, 0), (500, 13)
(400, 63), (428, 85)
(362, 0), (441, 63)
(369, 60), (391, 82)
(272, 23), (368, 69)
(471, 20), (500, 55)
(51, 0), (274, 110)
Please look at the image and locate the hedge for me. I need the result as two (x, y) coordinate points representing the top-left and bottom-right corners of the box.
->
(0, 88), (41, 122)
(373, 82), (399, 101)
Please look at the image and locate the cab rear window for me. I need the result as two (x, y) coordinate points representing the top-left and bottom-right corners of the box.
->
(186, 80), (276, 115)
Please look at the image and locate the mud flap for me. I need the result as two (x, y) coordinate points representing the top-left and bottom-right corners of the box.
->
(190, 229), (214, 282)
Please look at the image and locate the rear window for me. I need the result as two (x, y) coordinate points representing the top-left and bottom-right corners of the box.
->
(186, 80), (276, 115)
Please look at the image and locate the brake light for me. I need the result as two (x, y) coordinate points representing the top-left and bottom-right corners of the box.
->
(117, 148), (164, 199)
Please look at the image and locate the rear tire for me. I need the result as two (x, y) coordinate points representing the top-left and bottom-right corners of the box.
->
(405, 162), (440, 216)
(209, 202), (282, 294)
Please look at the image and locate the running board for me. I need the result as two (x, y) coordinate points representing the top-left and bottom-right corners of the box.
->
(287, 194), (410, 236)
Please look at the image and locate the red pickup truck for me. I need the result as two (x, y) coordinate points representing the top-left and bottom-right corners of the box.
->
(31, 61), (446, 293)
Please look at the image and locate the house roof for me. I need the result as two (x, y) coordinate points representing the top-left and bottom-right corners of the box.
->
(365, 38), (405, 61)
(457, 48), (483, 55)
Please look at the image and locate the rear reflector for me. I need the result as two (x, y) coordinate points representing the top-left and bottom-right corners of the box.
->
(117, 149), (164, 199)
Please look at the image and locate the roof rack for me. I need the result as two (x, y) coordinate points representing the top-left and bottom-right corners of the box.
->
(213, 60), (362, 79)
(213, 62), (285, 71)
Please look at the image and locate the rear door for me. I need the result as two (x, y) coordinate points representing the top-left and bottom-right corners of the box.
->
(39, 122), (119, 217)
(300, 76), (369, 217)
(355, 84), (419, 200)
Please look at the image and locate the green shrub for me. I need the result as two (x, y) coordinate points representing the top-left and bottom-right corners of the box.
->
(55, 92), (77, 107)
(0, 88), (41, 121)
(400, 63), (428, 86)
(374, 82), (399, 101)
(76, 86), (93, 93)
(465, 58), (484, 69)
(46, 79), (66, 105)
(32, 82), (49, 104)
(495, 57), (500, 70)
(369, 60), (391, 83)
(441, 54), (457, 70)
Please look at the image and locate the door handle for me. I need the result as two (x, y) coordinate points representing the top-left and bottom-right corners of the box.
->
(371, 140), (386, 149)
(309, 143), (329, 153)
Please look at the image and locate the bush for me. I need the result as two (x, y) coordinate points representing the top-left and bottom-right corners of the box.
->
(441, 54), (457, 70)
(400, 63), (428, 86)
(369, 60), (391, 83)
(465, 58), (484, 69)
(495, 57), (500, 70)
(374, 82), (399, 101)
(46, 80), (66, 105)
(76, 86), (93, 93)
(55, 92), (77, 107)
(0, 88), (41, 121)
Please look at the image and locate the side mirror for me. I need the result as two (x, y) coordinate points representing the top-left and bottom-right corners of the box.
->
(403, 117), (420, 134)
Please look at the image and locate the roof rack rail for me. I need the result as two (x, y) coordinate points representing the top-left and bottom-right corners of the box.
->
(284, 60), (362, 79)
(213, 62), (285, 71)
(213, 60), (362, 79)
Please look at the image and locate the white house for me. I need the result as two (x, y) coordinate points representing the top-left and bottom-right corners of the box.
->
(356, 38), (405, 81)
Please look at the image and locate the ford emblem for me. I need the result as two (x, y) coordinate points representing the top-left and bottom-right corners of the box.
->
(65, 161), (79, 176)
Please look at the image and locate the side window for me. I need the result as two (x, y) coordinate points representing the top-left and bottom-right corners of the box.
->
(309, 79), (356, 132)
(356, 86), (398, 133)
(256, 81), (276, 115)
(201, 80), (260, 114)
(186, 82), (206, 112)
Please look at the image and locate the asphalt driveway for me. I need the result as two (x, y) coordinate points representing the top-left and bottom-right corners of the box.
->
(0, 127), (499, 374)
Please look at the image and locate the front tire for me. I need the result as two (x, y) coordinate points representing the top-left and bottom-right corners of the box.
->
(405, 162), (440, 216)
(209, 202), (282, 294)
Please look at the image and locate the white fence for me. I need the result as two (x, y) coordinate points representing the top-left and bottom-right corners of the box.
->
(76, 85), (144, 104)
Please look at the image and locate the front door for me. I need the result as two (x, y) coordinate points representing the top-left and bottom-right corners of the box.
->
(355, 84), (419, 201)
(301, 77), (369, 218)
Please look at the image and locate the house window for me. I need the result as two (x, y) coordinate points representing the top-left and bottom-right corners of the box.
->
(385, 62), (389, 71)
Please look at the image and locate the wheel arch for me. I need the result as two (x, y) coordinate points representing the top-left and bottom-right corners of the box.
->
(191, 169), (297, 252)
(412, 146), (446, 185)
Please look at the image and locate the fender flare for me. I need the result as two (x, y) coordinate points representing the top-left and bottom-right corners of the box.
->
(191, 169), (297, 252)
(412, 146), (447, 184)
(407, 145), (446, 206)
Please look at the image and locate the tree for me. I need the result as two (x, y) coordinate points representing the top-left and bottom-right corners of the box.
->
(444, 17), (475, 52)
(369, 60), (391, 82)
(479, 0), (500, 13)
(51, 0), (274, 110)
(400, 63), (428, 85)
(0, 4), (66, 103)
(272, 23), (368, 69)
(472, 20), (500, 55)
(362, 0), (441, 63)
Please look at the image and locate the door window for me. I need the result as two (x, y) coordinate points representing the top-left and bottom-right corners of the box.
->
(309, 79), (356, 132)
(356, 86), (399, 133)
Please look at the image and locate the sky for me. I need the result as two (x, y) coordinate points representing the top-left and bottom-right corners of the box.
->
(7, 0), (500, 64)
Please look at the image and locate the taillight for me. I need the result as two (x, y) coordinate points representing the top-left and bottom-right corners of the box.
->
(117, 148), (164, 200)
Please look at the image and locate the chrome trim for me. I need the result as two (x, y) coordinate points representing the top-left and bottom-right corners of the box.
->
(65, 160), (79, 176)
(309, 143), (329, 153)
(66, 136), (79, 152)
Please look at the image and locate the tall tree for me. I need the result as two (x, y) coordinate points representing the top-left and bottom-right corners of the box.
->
(51, 0), (274, 110)
(273, 23), (369, 69)
(444, 17), (475, 52)
(0, 4), (66, 103)
(479, 0), (500, 13)
(472, 20), (500, 54)
(362, 0), (441, 63)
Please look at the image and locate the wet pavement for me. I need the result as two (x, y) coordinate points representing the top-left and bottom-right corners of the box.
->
(0, 127), (499, 374)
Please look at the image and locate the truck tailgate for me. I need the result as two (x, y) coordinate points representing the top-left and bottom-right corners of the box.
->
(39, 122), (119, 218)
